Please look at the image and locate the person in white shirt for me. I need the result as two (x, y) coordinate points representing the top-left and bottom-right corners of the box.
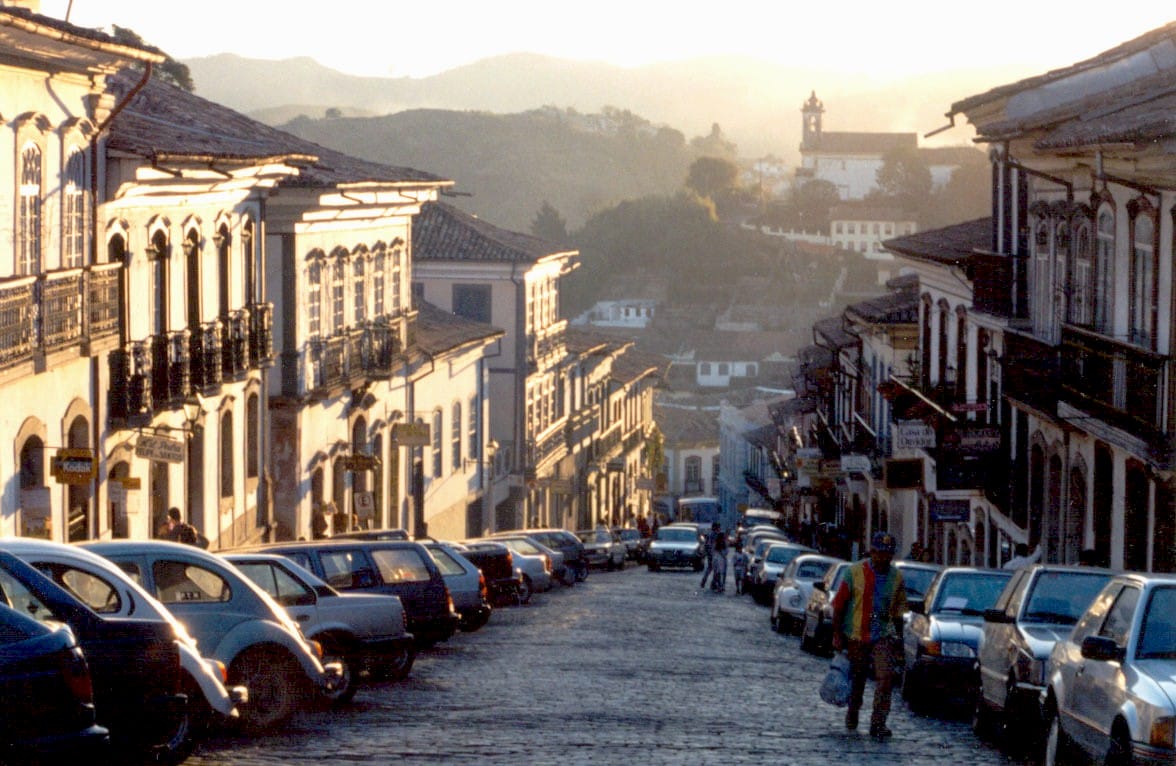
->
(1002, 542), (1042, 570)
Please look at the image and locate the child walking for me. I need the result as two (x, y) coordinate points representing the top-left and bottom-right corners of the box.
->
(731, 544), (749, 595)
(711, 532), (728, 593)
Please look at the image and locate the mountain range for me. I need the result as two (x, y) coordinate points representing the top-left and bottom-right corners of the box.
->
(185, 52), (1030, 162)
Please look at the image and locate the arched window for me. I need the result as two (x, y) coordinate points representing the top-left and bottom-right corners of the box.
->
(149, 229), (169, 336)
(66, 416), (91, 543)
(468, 395), (479, 460)
(242, 219), (257, 305)
(955, 307), (968, 399)
(1094, 203), (1115, 333)
(431, 409), (443, 478)
(390, 247), (402, 314)
(451, 401), (462, 470)
(307, 261), (322, 339)
(331, 258), (345, 333)
(937, 300), (950, 386)
(920, 295), (933, 389)
(19, 435), (44, 489)
(216, 223), (230, 318)
(220, 411), (234, 498)
(684, 456), (702, 493)
(62, 149), (87, 268)
(185, 227), (202, 328)
(372, 251), (385, 317)
(17, 144), (42, 275)
(1129, 200), (1157, 348)
(246, 393), (259, 479)
(353, 257), (366, 324)
(1070, 211), (1093, 326)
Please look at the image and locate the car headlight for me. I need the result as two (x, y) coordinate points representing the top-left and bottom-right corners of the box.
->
(1149, 717), (1176, 749)
(939, 641), (975, 659)
(788, 594), (802, 608)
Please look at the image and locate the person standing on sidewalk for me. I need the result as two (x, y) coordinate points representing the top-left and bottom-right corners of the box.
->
(699, 522), (719, 588)
(831, 531), (906, 740)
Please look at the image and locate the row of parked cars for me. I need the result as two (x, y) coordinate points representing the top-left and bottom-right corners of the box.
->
(0, 524), (622, 763)
(743, 527), (1176, 766)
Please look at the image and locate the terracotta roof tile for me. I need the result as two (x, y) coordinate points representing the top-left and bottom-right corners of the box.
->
(883, 217), (990, 267)
(413, 201), (574, 263)
(413, 301), (503, 356)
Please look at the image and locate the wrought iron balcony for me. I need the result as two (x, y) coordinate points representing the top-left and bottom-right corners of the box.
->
(1059, 324), (1169, 444)
(221, 309), (249, 380)
(1001, 330), (1059, 415)
(565, 405), (600, 448)
(248, 302), (274, 367)
(0, 276), (35, 369)
(362, 320), (401, 378)
(190, 321), (223, 392)
(311, 334), (348, 390)
(149, 331), (190, 406)
(109, 339), (153, 423)
(85, 263), (121, 343)
(39, 270), (82, 353)
(970, 251), (1030, 321)
(527, 424), (567, 469)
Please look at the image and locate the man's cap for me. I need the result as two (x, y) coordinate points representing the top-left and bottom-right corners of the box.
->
(871, 531), (896, 553)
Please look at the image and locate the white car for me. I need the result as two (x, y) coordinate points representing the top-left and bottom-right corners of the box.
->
(751, 542), (816, 604)
(1043, 572), (1176, 766)
(770, 553), (842, 634)
(1, 538), (246, 738)
(225, 552), (416, 704)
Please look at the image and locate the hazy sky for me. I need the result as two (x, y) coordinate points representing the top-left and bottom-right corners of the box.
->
(44, 1), (1175, 80)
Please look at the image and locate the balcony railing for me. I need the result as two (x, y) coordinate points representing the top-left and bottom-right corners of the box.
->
(248, 302), (274, 368)
(528, 319), (567, 366)
(527, 423), (567, 469)
(190, 321), (223, 392)
(362, 320), (401, 378)
(594, 421), (623, 460)
(1059, 324), (1168, 442)
(39, 270), (82, 352)
(565, 405), (600, 448)
(971, 251), (1030, 321)
(109, 340), (153, 422)
(1001, 330), (1059, 415)
(221, 310), (249, 380)
(85, 263), (121, 342)
(0, 277), (35, 368)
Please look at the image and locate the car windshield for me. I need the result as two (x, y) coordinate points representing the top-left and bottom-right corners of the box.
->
(1137, 586), (1176, 660)
(502, 539), (541, 555)
(796, 559), (834, 581)
(1023, 571), (1113, 624)
(898, 565), (939, 600)
(657, 528), (697, 543)
(931, 572), (1011, 615)
(766, 546), (802, 564)
(426, 547), (467, 576)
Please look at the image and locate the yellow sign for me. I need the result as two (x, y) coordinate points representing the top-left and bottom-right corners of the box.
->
(120, 477), (142, 490)
(51, 449), (97, 484)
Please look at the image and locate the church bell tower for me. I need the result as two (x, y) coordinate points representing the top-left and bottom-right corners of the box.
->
(801, 91), (824, 151)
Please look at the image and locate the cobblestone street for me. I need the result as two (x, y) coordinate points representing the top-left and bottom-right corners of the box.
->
(188, 566), (1022, 765)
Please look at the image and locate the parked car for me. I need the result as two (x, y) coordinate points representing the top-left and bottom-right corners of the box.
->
(900, 566), (1013, 710)
(0, 601), (110, 761)
(224, 552), (416, 704)
(476, 537), (553, 598)
(1043, 572), (1176, 766)
(454, 541), (526, 605)
(575, 528), (626, 570)
(742, 531), (791, 594)
(893, 560), (945, 605)
(5, 538), (245, 735)
(614, 528), (644, 561)
(800, 561), (852, 656)
(421, 542), (492, 631)
(973, 563), (1115, 750)
(770, 553), (842, 634)
(646, 525), (705, 571)
(332, 529), (410, 541)
(82, 540), (338, 733)
(751, 542), (816, 604)
(494, 528), (587, 583)
(0, 548), (189, 760)
(239, 540), (460, 648)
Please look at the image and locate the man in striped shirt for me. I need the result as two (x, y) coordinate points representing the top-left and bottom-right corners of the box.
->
(832, 531), (906, 739)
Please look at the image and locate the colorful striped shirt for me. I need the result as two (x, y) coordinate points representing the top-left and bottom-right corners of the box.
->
(832, 559), (906, 643)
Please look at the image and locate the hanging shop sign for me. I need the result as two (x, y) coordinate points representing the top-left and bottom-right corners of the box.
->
(392, 422), (430, 447)
(930, 498), (971, 523)
(51, 448), (97, 484)
(135, 435), (185, 464)
(895, 421), (936, 450)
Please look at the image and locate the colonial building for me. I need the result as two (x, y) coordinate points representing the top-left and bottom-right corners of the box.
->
(412, 201), (578, 530)
(0, 6), (162, 542)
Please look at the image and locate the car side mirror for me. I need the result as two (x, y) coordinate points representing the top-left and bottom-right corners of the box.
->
(351, 567), (377, 589)
(1080, 635), (1125, 662)
(908, 599), (925, 615)
(983, 608), (1011, 623)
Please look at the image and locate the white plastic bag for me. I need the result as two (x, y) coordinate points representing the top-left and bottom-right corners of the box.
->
(819, 651), (851, 707)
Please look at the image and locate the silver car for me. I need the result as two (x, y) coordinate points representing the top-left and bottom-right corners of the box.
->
(1, 538), (246, 736)
(225, 552), (416, 704)
(82, 540), (339, 733)
(770, 553), (842, 634)
(422, 542), (492, 631)
(1044, 572), (1176, 766)
(475, 537), (553, 599)
(751, 542), (815, 604)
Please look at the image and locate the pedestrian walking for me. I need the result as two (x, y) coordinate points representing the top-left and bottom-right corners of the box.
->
(831, 531), (906, 740)
(711, 533), (728, 593)
(699, 522), (719, 588)
(731, 544), (749, 595)
(164, 507), (199, 546)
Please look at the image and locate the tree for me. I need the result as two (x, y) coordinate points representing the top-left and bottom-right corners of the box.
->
(873, 145), (932, 213)
(111, 25), (194, 92)
(790, 179), (841, 234)
(690, 123), (737, 159)
(686, 156), (739, 200)
(530, 201), (568, 244)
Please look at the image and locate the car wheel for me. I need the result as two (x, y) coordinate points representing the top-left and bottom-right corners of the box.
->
(560, 569), (576, 587)
(320, 645), (359, 706)
(574, 564), (588, 582)
(517, 575), (533, 604)
(901, 667), (923, 710)
(460, 609), (491, 632)
(971, 686), (997, 741)
(150, 680), (195, 765)
(648, 561), (660, 572)
(1105, 724), (1134, 766)
(1042, 702), (1075, 766)
(605, 555), (616, 571)
(378, 645), (416, 682)
(231, 649), (302, 733)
